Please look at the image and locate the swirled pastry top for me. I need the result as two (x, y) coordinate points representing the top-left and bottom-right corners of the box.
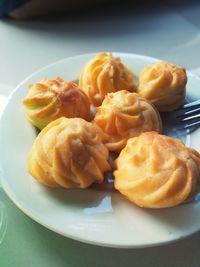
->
(23, 77), (91, 130)
(93, 90), (162, 152)
(114, 132), (200, 208)
(138, 61), (187, 112)
(28, 117), (111, 188)
(79, 52), (135, 106)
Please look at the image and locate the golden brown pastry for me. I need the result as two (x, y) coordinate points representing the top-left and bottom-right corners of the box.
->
(28, 117), (111, 188)
(79, 52), (135, 106)
(114, 132), (200, 208)
(93, 90), (162, 152)
(23, 77), (91, 130)
(138, 61), (187, 112)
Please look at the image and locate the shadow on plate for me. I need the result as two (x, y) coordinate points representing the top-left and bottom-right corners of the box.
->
(110, 191), (200, 232)
(41, 174), (116, 214)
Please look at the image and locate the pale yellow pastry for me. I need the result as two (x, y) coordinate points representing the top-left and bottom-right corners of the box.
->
(138, 61), (187, 112)
(114, 132), (200, 208)
(79, 52), (136, 106)
(23, 77), (91, 130)
(28, 117), (111, 188)
(93, 90), (162, 152)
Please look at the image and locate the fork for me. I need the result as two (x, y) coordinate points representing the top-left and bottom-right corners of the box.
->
(162, 100), (200, 133)
(173, 100), (200, 130)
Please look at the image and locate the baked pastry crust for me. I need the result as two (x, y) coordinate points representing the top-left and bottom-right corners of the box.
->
(23, 77), (91, 130)
(28, 117), (111, 188)
(138, 61), (187, 112)
(94, 90), (162, 152)
(114, 132), (200, 208)
(79, 52), (135, 106)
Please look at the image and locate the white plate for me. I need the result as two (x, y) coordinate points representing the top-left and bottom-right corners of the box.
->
(1, 53), (200, 248)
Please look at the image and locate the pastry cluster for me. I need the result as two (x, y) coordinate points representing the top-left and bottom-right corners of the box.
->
(114, 132), (200, 208)
(94, 90), (162, 152)
(24, 52), (200, 209)
(28, 117), (110, 188)
(138, 61), (187, 111)
(79, 52), (136, 106)
(23, 77), (91, 130)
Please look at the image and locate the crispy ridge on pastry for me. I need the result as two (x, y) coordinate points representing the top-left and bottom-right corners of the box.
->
(23, 77), (91, 130)
(79, 52), (136, 106)
(138, 61), (187, 112)
(93, 90), (162, 152)
(28, 117), (111, 188)
(114, 132), (200, 208)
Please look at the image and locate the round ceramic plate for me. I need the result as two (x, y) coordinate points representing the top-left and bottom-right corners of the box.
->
(1, 53), (200, 248)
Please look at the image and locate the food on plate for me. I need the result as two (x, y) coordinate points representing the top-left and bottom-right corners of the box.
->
(23, 77), (91, 130)
(114, 131), (200, 208)
(93, 90), (162, 152)
(23, 53), (200, 213)
(138, 61), (187, 112)
(79, 52), (136, 106)
(28, 117), (111, 188)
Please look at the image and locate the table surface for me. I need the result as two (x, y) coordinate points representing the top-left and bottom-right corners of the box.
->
(1, 0), (200, 266)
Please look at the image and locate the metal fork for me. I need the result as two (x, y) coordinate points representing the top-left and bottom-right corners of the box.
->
(161, 100), (200, 134)
(173, 100), (200, 130)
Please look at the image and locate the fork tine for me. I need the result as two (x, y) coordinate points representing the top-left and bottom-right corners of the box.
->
(178, 121), (200, 131)
(176, 109), (200, 120)
(178, 115), (200, 125)
(183, 99), (200, 108)
(173, 100), (200, 117)
(175, 104), (200, 115)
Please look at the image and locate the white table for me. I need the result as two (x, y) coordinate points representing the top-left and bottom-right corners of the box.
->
(1, 1), (200, 266)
